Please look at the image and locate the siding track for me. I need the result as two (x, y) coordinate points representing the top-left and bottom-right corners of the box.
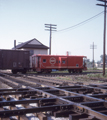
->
(0, 72), (107, 120)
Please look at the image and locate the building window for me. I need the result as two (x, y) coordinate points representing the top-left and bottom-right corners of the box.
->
(62, 60), (65, 64)
(43, 59), (46, 63)
(59, 60), (60, 63)
(30, 50), (34, 56)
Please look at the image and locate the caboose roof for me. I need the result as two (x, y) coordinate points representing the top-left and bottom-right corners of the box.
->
(12, 38), (49, 50)
(32, 54), (87, 58)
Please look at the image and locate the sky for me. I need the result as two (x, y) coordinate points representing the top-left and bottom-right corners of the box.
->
(0, 0), (106, 62)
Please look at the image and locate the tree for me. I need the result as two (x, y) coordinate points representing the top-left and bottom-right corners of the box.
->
(100, 54), (107, 64)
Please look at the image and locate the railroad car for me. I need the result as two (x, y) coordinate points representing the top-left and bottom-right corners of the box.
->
(0, 49), (30, 74)
(32, 54), (87, 73)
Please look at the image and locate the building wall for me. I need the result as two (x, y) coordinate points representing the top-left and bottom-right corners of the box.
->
(34, 49), (47, 55)
(22, 48), (48, 55)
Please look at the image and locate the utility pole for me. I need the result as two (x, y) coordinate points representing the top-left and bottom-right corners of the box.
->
(45, 24), (57, 55)
(90, 42), (97, 69)
(97, 0), (107, 75)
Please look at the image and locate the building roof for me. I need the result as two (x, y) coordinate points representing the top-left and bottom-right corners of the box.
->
(12, 38), (49, 50)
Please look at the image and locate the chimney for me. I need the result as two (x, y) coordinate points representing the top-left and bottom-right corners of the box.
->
(66, 51), (69, 56)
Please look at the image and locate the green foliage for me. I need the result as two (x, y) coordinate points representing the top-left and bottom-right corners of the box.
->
(87, 73), (107, 78)
(100, 55), (107, 64)
(103, 73), (107, 78)
(87, 73), (100, 78)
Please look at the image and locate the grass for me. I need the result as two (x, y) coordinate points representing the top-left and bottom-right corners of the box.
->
(56, 76), (73, 81)
(87, 72), (107, 79)
(53, 69), (107, 85)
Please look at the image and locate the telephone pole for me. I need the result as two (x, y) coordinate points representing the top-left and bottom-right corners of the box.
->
(90, 42), (97, 69)
(45, 24), (57, 55)
(97, 0), (107, 75)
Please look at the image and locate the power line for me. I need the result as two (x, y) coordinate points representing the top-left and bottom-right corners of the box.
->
(56, 11), (104, 33)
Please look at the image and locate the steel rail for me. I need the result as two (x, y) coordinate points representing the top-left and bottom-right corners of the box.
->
(0, 73), (107, 119)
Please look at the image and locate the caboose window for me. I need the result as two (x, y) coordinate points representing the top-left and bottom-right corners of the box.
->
(76, 64), (79, 67)
(43, 59), (46, 63)
(62, 60), (65, 64)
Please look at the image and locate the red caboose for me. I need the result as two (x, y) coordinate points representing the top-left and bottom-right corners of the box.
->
(32, 54), (87, 73)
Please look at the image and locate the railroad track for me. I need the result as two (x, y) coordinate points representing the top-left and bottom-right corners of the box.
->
(0, 70), (102, 77)
(26, 71), (103, 77)
(0, 72), (107, 120)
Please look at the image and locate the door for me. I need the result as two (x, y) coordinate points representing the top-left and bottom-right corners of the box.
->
(37, 56), (41, 68)
(59, 57), (67, 69)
